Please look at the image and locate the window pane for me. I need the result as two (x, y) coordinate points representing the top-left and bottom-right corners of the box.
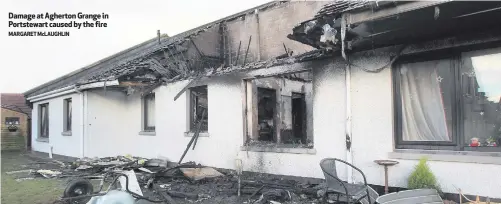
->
(145, 94), (155, 128)
(67, 100), (72, 131)
(461, 48), (501, 147)
(5, 117), (20, 125)
(190, 86), (208, 131)
(257, 87), (276, 142)
(40, 104), (49, 137)
(398, 59), (454, 141)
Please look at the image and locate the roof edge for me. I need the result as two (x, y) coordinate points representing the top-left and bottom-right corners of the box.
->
(1, 106), (30, 116)
(24, 0), (283, 97)
(23, 34), (170, 96)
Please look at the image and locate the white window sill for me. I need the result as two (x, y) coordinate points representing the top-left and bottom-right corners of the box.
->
(36, 138), (49, 143)
(389, 149), (501, 165)
(184, 132), (209, 137)
(61, 131), (72, 136)
(139, 131), (156, 136)
(240, 146), (316, 155)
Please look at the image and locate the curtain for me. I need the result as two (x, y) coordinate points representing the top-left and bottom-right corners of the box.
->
(400, 60), (451, 141)
(67, 100), (72, 130)
(41, 105), (48, 137)
(146, 95), (155, 128)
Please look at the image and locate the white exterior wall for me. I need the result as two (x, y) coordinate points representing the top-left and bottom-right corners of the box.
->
(32, 51), (500, 198)
(347, 52), (501, 198)
(81, 61), (348, 179)
(31, 93), (82, 158)
(83, 77), (246, 171)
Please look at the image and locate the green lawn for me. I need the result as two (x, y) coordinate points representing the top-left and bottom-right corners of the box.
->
(1, 151), (66, 204)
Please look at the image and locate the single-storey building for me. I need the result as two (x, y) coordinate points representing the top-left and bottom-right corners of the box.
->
(24, 1), (501, 199)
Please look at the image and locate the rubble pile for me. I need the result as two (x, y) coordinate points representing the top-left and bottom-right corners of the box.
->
(9, 155), (327, 204)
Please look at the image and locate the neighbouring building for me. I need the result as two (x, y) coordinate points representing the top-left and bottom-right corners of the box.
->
(23, 1), (501, 199)
(1, 93), (32, 150)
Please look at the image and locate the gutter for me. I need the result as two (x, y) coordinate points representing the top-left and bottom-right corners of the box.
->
(26, 80), (119, 103)
(26, 85), (76, 102)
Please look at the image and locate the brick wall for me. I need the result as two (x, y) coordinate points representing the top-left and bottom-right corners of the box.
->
(1, 108), (28, 150)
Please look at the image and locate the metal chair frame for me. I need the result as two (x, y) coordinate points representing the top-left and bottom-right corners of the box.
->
(320, 158), (372, 204)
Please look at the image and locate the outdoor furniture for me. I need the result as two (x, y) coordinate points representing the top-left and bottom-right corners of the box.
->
(376, 189), (443, 204)
(374, 159), (399, 194)
(319, 158), (373, 204)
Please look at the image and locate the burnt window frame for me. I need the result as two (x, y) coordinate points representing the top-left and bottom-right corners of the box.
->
(243, 77), (313, 148)
(393, 46), (501, 152)
(38, 103), (49, 138)
(256, 87), (278, 142)
(63, 98), (72, 132)
(189, 85), (208, 132)
(143, 93), (156, 132)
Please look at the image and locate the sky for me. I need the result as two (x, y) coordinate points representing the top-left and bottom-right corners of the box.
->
(0, 0), (270, 93)
(471, 52), (501, 102)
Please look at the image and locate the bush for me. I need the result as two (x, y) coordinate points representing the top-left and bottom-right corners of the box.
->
(407, 157), (441, 191)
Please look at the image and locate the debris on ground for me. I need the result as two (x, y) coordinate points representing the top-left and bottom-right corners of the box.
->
(17, 154), (328, 204)
(35, 169), (62, 178)
(6, 169), (33, 174)
(180, 167), (224, 181)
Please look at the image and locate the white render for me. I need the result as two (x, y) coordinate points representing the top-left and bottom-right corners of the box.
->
(31, 93), (82, 158)
(30, 56), (501, 199)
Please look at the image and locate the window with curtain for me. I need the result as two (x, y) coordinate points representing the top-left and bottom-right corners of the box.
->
(39, 103), (49, 138)
(143, 93), (155, 131)
(394, 47), (501, 151)
(64, 98), (72, 132)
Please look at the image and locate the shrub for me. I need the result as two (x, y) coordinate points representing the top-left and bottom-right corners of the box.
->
(407, 157), (441, 191)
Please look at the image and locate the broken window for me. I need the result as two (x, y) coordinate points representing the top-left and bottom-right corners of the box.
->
(5, 117), (20, 125)
(291, 92), (307, 144)
(245, 71), (313, 148)
(190, 86), (208, 132)
(63, 98), (72, 132)
(39, 103), (49, 138)
(143, 93), (155, 132)
(257, 88), (277, 142)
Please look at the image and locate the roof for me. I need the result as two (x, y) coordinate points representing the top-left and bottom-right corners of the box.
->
(287, 0), (375, 50)
(23, 34), (172, 98)
(288, 1), (501, 54)
(314, 1), (371, 18)
(1, 93), (32, 117)
(24, 1), (284, 99)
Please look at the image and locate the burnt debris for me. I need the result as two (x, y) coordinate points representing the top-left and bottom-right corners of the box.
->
(15, 154), (330, 204)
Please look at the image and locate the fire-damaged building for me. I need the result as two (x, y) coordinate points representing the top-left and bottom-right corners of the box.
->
(23, 1), (501, 199)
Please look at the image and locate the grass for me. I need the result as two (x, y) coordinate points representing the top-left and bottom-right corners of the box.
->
(1, 151), (66, 204)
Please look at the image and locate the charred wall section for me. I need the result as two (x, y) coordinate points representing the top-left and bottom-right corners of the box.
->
(222, 1), (329, 66)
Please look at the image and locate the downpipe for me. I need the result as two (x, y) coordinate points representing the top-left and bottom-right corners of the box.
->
(75, 86), (86, 158)
(345, 59), (354, 184)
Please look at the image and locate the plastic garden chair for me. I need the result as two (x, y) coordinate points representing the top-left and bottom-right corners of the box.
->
(320, 158), (373, 204)
(376, 189), (443, 204)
